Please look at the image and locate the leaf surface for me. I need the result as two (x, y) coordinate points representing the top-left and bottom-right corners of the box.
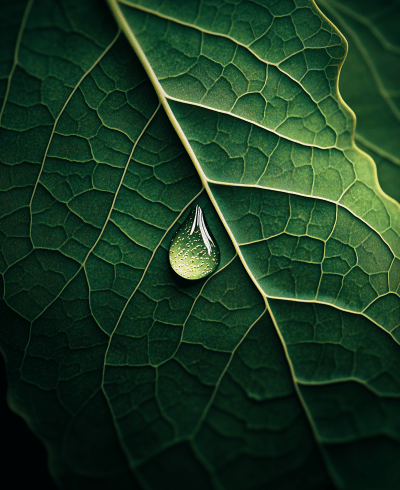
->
(0, 0), (399, 489)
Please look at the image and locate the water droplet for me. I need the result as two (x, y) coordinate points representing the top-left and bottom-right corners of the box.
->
(169, 205), (220, 280)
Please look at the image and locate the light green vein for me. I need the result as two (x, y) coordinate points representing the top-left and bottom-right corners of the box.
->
(117, 0), (339, 113)
(18, 103), (162, 376)
(28, 28), (121, 234)
(163, 93), (339, 150)
(190, 306), (268, 439)
(157, 252), (238, 368)
(267, 301), (345, 488)
(207, 179), (398, 261)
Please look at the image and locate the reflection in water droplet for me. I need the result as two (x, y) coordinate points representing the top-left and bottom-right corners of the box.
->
(169, 206), (220, 280)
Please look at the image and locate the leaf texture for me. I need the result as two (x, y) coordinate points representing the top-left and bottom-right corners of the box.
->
(0, 0), (399, 489)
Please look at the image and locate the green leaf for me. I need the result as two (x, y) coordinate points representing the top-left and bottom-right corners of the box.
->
(0, 0), (399, 489)
(316, 0), (400, 204)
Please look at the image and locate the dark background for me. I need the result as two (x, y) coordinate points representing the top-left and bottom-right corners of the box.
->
(0, 351), (338, 490)
(0, 355), (56, 489)
(0, 349), (337, 490)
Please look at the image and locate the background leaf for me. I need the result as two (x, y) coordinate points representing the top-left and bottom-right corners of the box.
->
(0, 0), (399, 489)
(316, 0), (400, 204)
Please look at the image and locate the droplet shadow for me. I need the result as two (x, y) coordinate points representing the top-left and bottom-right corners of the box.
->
(168, 264), (204, 288)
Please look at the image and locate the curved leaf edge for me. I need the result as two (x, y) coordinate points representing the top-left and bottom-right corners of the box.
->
(311, 0), (400, 212)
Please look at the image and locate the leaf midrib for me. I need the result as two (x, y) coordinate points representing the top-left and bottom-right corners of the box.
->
(106, 2), (350, 487)
(110, 0), (399, 349)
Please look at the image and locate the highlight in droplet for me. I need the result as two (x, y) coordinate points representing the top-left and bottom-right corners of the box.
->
(169, 205), (220, 280)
